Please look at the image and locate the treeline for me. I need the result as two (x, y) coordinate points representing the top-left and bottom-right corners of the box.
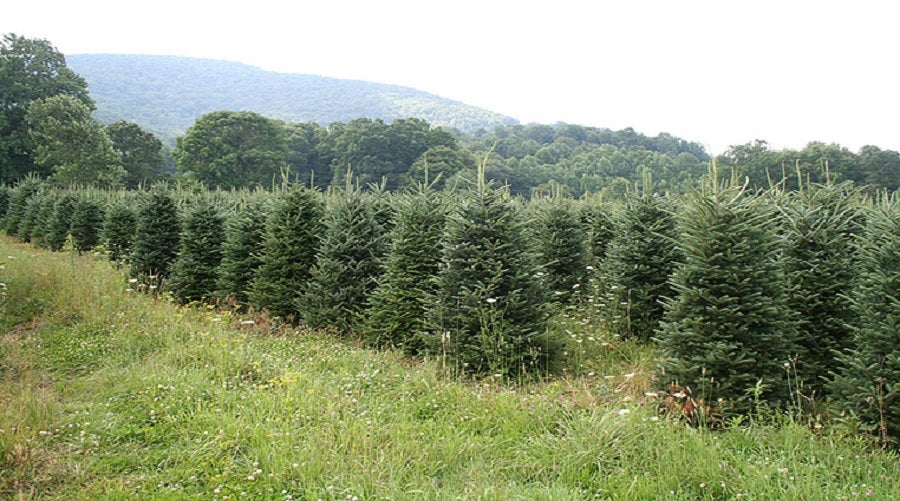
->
(4, 34), (899, 197)
(1, 176), (897, 446)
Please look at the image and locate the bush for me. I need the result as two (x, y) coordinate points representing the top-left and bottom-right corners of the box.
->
(45, 192), (79, 251)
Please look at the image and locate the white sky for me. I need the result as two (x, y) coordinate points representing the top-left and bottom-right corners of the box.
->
(3, 1), (898, 155)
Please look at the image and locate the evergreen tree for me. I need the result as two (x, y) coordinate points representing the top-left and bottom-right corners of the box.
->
(32, 190), (59, 249)
(581, 196), (616, 265)
(658, 183), (795, 415)
(602, 192), (679, 342)
(69, 197), (105, 253)
(3, 176), (42, 236)
(247, 186), (323, 319)
(362, 187), (446, 352)
(830, 196), (899, 447)
(16, 188), (52, 243)
(780, 183), (865, 397)
(130, 189), (180, 288)
(216, 199), (269, 304)
(102, 201), (136, 265)
(45, 192), (79, 251)
(300, 186), (389, 333)
(167, 197), (226, 304)
(527, 195), (590, 303)
(427, 181), (558, 378)
(0, 185), (10, 219)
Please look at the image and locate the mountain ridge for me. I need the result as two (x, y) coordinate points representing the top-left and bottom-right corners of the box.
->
(66, 54), (519, 143)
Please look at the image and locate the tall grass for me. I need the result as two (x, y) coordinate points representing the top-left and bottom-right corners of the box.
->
(1, 235), (897, 499)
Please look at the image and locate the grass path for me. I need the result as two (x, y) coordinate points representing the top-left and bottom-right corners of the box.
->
(1, 236), (897, 500)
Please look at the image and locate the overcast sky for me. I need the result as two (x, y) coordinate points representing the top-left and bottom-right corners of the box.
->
(3, 1), (897, 155)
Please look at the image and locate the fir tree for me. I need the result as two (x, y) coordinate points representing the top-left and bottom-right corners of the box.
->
(0, 185), (10, 219)
(102, 201), (136, 265)
(167, 197), (226, 304)
(830, 195), (899, 447)
(602, 192), (679, 342)
(16, 189), (52, 243)
(527, 195), (590, 303)
(32, 191), (60, 249)
(247, 186), (323, 319)
(362, 187), (446, 352)
(658, 182), (795, 415)
(780, 183), (865, 397)
(130, 189), (180, 288)
(69, 197), (105, 254)
(216, 199), (269, 304)
(300, 186), (389, 333)
(45, 192), (79, 251)
(4, 176), (42, 236)
(581, 196), (616, 265)
(427, 180), (558, 378)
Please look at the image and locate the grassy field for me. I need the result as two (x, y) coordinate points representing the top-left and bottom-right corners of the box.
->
(0, 235), (897, 500)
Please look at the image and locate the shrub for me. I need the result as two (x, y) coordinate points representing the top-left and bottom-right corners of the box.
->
(45, 192), (79, 251)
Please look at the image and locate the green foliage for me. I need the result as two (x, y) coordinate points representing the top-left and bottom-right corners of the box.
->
(247, 186), (323, 319)
(174, 110), (288, 189)
(427, 183), (559, 378)
(25, 95), (124, 187)
(69, 197), (105, 253)
(780, 183), (866, 397)
(65, 54), (517, 143)
(580, 197), (616, 264)
(362, 187), (446, 352)
(105, 120), (165, 188)
(15, 188), (53, 243)
(300, 186), (390, 333)
(830, 195), (900, 447)
(0, 34), (93, 183)
(658, 183), (796, 414)
(527, 195), (590, 303)
(167, 197), (226, 304)
(0, 185), (9, 218)
(129, 189), (180, 285)
(602, 192), (679, 342)
(405, 145), (475, 188)
(3, 176), (42, 236)
(101, 200), (136, 264)
(44, 192), (79, 251)
(215, 199), (269, 304)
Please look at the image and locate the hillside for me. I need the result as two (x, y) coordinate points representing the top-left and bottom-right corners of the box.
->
(67, 54), (518, 142)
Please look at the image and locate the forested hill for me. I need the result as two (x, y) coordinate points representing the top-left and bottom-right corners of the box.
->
(66, 54), (518, 142)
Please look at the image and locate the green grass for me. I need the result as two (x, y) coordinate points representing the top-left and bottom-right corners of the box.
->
(1, 235), (897, 500)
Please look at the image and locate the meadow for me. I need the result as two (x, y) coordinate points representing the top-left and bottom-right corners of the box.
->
(1, 236), (897, 500)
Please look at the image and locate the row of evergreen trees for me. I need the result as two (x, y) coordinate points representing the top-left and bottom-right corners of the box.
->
(0, 175), (896, 446)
